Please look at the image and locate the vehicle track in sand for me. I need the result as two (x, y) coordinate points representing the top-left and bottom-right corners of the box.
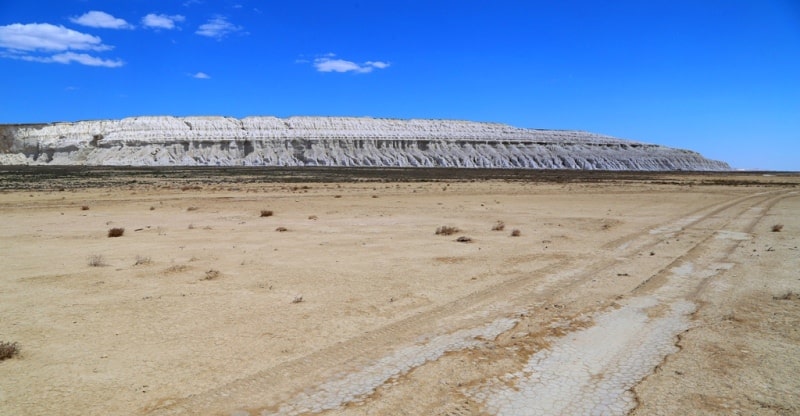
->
(147, 190), (787, 416)
(465, 191), (789, 415)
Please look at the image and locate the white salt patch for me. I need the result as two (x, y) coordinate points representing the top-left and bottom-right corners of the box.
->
(263, 317), (517, 415)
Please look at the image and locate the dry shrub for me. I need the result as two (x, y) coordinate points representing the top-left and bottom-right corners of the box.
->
(0, 341), (19, 361)
(436, 226), (460, 236)
(186, 206), (198, 212)
(771, 224), (784, 232)
(81, 205), (89, 211)
(260, 210), (274, 217)
(773, 291), (797, 301)
(149, 206), (156, 211)
(292, 294), (304, 304)
(491, 221), (505, 231)
(202, 269), (221, 280)
(510, 229), (521, 237)
(88, 254), (107, 267)
(275, 226), (288, 232)
(456, 236), (473, 243)
(134, 255), (152, 266)
(108, 227), (125, 237)
(308, 215), (318, 220)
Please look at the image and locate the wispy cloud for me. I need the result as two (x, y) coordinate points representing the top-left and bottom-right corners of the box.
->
(16, 52), (123, 67)
(191, 72), (210, 79)
(0, 23), (110, 51)
(70, 11), (133, 30)
(142, 14), (185, 30)
(312, 55), (390, 74)
(196, 16), (243, 39)
(0, 23), (122, 67)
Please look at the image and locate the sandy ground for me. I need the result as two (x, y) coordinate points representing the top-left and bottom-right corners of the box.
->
(0, 171), (798, 415)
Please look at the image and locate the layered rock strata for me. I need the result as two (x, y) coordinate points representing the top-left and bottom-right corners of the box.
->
(0, 116), (730, 170)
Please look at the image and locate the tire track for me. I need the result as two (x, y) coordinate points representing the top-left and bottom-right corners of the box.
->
(146, 190), (784, 415)
(469, 190), (790, 415)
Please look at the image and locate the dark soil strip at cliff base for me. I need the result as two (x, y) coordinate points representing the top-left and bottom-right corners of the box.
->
(0, 166), (797, 191)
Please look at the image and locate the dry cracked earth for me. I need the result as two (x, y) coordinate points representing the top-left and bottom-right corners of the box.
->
(1, 169), (798, 415)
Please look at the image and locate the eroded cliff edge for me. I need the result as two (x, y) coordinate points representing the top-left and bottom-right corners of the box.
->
(0, 116), (730, 170)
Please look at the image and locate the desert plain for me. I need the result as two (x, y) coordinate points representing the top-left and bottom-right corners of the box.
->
(1, 167), (798, 415)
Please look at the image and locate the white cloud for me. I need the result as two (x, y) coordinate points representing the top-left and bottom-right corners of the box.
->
(142, 14), (185, 30)
(196, 16), (243, 39)
(192, 72), (210, 79)
(313, 56), (390, 74)
(19, 52), (124, 67)
(0, 23), (110, 52)
(0, 23), (122, 67)
(70, 11), (133, 30)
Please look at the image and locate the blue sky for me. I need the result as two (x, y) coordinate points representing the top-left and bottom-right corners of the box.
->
(1, 1), (798, 170)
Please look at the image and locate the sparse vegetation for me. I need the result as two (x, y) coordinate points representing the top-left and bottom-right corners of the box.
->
(149, 206), (156, 211)
(186, 206), (198, 211)
(492, 221), (505, 231)
(134, 255), (152, 266)
(81, 205), (89, 211)
(108, 227), (125, 237)
(0, 341), (20, 361)
(773, 291), (797, 301)
(88, 254), (107, 267)
(456, 236), (473, 243)
(260, 210), (274, 217)
(275, 226), (288, 232)
(292, 294), (304, 303)
(771, 224), (784, 232)
(202, 269), (220, 280)
(510, 229), (521, 237)
(436, 225), (460, 236)
(308, 215), (318, 220)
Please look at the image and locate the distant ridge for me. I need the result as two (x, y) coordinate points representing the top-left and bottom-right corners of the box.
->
(0, 116), (730, 170)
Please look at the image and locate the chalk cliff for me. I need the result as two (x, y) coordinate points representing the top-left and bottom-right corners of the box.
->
(0, 116), (730, 170)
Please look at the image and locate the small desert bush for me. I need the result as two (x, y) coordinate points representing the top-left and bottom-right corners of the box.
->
(292, 294), (304, 304)
(436, 226), (460, 236)
(308, 215), (318, 220)
(771, 224), (784, 232)
(456, 236), (473, 243)
(88, 254), (107, 267)
(275, 226), (288, 232)
(81, 205), (89, 211)
(0, 341), (20, 361)
(510, 229), (521, 237)
(491, 221), (505, 231)
(186, 206), (198, 211)
(260, 210), (274, 217)
(202, 269), (221, 280)
(108, 227), (125, 237)
(134, 255), (152, 266)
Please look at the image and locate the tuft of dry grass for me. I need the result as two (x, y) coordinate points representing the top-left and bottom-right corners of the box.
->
(510, 229), (521, 237)
(308, 215), (318, 220)
(491, 221), (505, 231)
(202, 269), (221, 280)
(275, 226), (288, 232)
(134, 255), (152, 266)
(456, 236), (473, 243)
(0, 341), (20, 361)
(88, 254), (107, 267)
(260, 210), (274, 217)
(108, 227), (125, 237)
(436, 225), (460, 236)
(771, 224), (784, 232)
(186, 206), (198, 211)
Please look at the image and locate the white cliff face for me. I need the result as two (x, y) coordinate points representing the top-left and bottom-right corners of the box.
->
(0, 116), (730, 170)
